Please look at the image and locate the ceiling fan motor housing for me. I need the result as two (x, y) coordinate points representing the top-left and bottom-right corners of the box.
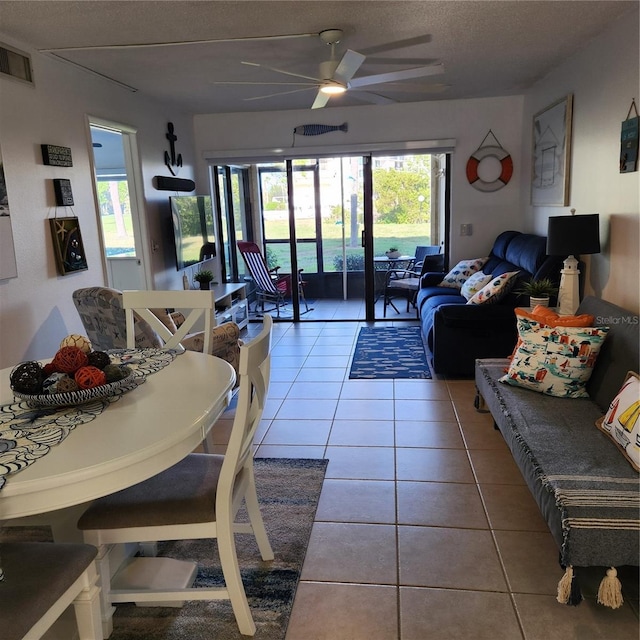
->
(319, 29), (343, 45)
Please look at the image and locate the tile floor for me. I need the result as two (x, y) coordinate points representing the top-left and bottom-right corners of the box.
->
(218, 319), (639, 640)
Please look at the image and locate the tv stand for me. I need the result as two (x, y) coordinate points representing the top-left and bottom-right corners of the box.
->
(210, 283), (248, 330)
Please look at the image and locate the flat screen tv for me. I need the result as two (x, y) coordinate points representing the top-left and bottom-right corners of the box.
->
(170, 195), (216, 270)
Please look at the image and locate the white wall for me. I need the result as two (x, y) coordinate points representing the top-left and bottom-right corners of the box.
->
(194, 95), (525, 266)
(0, 35), (199, 368)
(522, 7), (640, 312)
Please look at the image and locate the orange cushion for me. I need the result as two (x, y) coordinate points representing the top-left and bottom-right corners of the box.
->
(505, 306), (596, 367)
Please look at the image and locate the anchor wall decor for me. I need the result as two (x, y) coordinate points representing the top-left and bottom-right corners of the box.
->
(154, 122), (195, 192)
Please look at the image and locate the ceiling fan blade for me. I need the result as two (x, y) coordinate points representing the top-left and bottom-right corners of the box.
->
(333, 49), (366, 83)
(358, 34), (432, 56)
(311, 91), (331, 110)
(212, 80), (316, 86)
(365, 57), (439, 66)
(349, 91), (396, 106)
(349, 63), (445, 89)
(377, 82), (451, 94)
(245, 87), (316, 102)
(41, 32), (317, 53)
(241, 61), (322, 83)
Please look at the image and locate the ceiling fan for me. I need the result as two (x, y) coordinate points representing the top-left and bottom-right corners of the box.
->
(211, 29), (446, 109)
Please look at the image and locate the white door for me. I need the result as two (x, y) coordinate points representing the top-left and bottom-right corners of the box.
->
(89, 119), (150, 290)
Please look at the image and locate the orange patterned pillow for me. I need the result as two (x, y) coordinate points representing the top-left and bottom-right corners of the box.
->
(506, 306), (595, 366)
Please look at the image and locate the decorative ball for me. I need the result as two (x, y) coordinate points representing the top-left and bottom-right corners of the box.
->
(10, 362), (44, 394)
(56, 376), (79, 393)
(87, 351), (111, 370)
(60, 334), (92, 354)
(74, 366), (107, 390)
(42, 362), (58, 377)
(103, 364), (132, 383)
(52, 346), (88, 374)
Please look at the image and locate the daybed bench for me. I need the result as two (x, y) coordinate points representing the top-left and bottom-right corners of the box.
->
(475, 296), (639, 607)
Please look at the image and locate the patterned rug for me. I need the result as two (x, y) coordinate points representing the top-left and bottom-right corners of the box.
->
(349, 326), (431, 379)
(0, 457), (328, 640)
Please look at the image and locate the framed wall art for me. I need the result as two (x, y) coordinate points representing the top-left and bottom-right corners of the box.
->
(531, 94), (573, 206)
(49, 216), (88, 275)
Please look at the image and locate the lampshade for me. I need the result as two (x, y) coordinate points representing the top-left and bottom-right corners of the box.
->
(547, 213), (600, 256)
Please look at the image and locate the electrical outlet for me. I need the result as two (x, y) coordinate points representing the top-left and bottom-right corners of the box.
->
(460, 224), (473, 236)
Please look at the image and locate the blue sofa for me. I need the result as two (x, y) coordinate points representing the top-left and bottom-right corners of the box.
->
(416, 230), (564, 376)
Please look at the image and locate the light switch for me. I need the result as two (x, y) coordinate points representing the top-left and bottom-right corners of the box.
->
(460, 224), (473, 236)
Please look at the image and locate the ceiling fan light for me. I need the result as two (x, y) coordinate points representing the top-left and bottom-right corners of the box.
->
(320, 82), (346, 95)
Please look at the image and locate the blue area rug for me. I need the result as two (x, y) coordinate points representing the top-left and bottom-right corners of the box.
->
(349, 326), (431, 379)
(1, 457), (328, 640)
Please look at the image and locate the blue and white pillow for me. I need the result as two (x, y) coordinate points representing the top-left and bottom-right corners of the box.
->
(467, 270), (519, 305)
(460, 271), (492, 300)
(440, 257), (488, 289)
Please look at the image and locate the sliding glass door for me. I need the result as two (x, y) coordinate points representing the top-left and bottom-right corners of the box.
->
(371, 153), (442, 319)
(211, 151), (448, 322)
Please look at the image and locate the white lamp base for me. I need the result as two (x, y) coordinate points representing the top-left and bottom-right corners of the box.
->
(557, 255), (580, 316)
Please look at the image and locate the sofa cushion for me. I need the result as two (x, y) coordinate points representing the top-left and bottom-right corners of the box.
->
(596, 372), (640, 472)
(467, 270), (520, 305)
(460, 271), (492, 300)
(501, 319), (610, 398)
(507, 306), (596, 363)
(439, 257), (488, 289)
(578, 297), (640, 411)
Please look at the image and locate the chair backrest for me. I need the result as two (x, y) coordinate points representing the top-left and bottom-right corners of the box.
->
(415, 245), (441, 261)
(122, 290), (215, 354)
(72, 287), (162, 351)
(414, 245), (444, 275)
(237, 241), (279, 295)
(220, 314), (273, 489)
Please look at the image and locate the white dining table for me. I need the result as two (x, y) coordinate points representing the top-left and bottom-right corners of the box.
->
(0, 350), (235, 522)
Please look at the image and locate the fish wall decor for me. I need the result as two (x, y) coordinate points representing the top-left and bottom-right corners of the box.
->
(293, 123), (348, 136)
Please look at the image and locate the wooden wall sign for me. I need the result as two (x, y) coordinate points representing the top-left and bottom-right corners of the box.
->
(41, 144), (73, 167)
(53, 178), (74, 206)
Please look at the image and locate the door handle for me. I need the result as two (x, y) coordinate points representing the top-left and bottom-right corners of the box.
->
(361, 230), (365, 248)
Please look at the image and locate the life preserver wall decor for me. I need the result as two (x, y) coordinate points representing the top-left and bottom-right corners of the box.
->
(466, 130), (513, 192)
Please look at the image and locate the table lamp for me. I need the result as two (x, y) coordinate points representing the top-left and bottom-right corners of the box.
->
(546, 210), (600, 315)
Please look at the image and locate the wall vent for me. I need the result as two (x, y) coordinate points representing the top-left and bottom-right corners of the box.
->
(0, 43), (33, 84)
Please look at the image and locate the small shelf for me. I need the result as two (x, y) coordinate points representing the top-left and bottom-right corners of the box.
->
(210, 283), (248, 330)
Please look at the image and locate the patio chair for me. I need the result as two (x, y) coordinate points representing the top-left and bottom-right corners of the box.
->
(237, 241), (310, 317)
(77, 315), (274, 636)
(383, 267), (421, 317)
(414, 245), (444, 274)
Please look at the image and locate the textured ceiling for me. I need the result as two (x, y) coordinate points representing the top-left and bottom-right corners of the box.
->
(0, 1), (635, 114)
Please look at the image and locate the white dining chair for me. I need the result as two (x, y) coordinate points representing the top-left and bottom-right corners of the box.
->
(1, 542), (102, 640)
(122, 289), (216, 354)
(77, 315), (274, 636)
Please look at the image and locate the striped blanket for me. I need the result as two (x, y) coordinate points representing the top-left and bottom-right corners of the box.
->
(475, 359), (639, 569)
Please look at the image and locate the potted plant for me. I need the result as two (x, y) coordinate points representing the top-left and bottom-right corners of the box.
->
(193, 269), (215, 290)
(516, 278), (558, 307)
(385, 247), (401, 259)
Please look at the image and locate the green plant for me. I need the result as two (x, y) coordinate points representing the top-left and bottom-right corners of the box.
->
(193, 269), (214, 283)
(516, 278), (558, 298)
